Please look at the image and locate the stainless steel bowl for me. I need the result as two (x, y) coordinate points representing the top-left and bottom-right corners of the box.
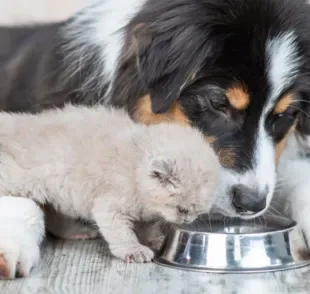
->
(154, 214), (310, 273)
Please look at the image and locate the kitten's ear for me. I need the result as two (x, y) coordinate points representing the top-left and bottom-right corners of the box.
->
(149, 157), (178, 187)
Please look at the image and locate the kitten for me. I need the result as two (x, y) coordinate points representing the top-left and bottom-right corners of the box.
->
(0, 104), (219, 265)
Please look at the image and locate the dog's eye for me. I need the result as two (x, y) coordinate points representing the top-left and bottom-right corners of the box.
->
(209, 100), (227, 113)
(281, 107), (298, 119)
(270, 107), (298, 141)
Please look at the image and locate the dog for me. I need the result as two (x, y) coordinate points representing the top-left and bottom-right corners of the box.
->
(0, 0), (310, 279)
(0, 0), (310, 218)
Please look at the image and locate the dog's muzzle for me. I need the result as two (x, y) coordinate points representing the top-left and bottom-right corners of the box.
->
(231, 184), (267, 215)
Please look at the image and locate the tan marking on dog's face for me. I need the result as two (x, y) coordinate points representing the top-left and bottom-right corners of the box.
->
(275, 124), (296, 164)
(275, 138), (288, 164)
(132, 95), (189, 125)
(225, 86), (250, 110)
(274, 94), (294, 114)
(217, 148), (235, 168)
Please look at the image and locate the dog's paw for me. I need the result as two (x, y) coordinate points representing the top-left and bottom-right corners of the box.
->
(0, 235), (40, 279)
(0, 196), (45, 279)
(111, 244), (154, 263)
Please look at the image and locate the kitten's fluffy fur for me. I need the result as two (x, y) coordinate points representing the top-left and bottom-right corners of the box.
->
(0, 104), (219, 272)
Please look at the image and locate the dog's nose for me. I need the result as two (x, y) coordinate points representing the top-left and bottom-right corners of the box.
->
(231, 184), (266, 214)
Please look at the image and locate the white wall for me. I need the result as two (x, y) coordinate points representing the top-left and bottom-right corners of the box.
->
(0, 0), (86, 25)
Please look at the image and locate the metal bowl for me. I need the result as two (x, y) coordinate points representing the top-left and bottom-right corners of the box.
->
(154, 214), (310, 273)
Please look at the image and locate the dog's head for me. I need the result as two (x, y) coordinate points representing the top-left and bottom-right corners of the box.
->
(112, 0), (310, 218)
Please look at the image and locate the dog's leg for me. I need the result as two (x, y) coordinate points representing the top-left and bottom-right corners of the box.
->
(45, 207), (99, 240)
(0, 196), (45, 279)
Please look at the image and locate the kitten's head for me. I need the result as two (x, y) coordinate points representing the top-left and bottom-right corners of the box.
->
(136, 124), (220, 225)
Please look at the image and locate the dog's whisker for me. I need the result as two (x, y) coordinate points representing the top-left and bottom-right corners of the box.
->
(292, 99), (310, 105)
(290, 105), (310, 118)
(270, 201), (285, 210)
(266, 210), (289, 221)
(268, 206), (285, 216)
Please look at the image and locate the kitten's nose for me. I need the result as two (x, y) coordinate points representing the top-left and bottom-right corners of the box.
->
(231, 184), (266, 215)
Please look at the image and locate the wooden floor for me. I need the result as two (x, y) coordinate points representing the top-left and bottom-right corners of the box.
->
(0, 236), (310, 294)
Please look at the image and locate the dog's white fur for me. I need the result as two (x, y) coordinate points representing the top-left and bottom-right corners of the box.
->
(273, 135), (310, 241)
(0, 104), (219, 277)
(62, 0), (145, 98)
(0, 196), (44, 279)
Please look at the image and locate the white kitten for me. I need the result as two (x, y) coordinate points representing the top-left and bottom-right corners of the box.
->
(0, 104), (219, 274)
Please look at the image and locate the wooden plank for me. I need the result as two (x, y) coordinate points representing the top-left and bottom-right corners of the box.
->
(0, 236), (310, 294)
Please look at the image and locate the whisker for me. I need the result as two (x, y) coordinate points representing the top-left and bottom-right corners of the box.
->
(270, 201), (285, 210)
(290, 105), (310, 118)
(266, 210), (288, 221)
(269, 206), (282, 214)
(292, 99), (310, 105)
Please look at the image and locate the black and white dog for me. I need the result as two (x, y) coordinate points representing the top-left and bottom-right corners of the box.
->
(0, 0), (310, 278)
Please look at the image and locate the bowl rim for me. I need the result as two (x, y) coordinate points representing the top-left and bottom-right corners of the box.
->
(154, 257), (310, 274)
(173, 216), (297, 236)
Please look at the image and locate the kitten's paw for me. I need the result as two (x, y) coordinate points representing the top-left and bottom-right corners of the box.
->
(68, 229), (100, 240)
(45, 209), (100, 240)
(124, 246), (154, 263)
(112, 245), (154, 263)
(59, 226), (100, 240)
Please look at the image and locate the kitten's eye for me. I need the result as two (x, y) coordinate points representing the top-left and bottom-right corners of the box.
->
(152, 171), (161, 178)
(177, 206), (189, 214)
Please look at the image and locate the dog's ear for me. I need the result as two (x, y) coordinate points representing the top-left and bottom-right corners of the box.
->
(131, 24), (214, 114)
